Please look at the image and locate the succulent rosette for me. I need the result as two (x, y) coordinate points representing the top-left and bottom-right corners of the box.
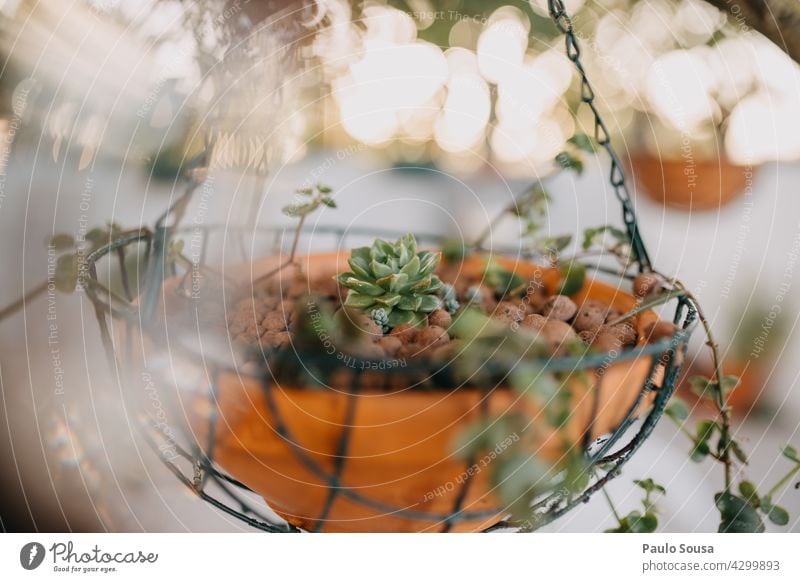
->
(336, 234), (442, 328)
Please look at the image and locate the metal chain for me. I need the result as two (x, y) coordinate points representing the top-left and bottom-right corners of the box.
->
(548, 0), (652, 272)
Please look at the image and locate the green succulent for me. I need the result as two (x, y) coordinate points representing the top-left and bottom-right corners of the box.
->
(440, 283), (460, 314)
(336, 234), (442, 328)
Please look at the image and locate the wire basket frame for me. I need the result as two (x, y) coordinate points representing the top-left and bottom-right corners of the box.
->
(85, 222), (697, 532)
(78, 1), (698, 532)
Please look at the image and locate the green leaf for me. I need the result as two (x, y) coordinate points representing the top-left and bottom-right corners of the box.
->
(582, 225), (628, 251)
(665, 397), (690, 423)
(781, 445), (800, 463)
(400, 233), (417, 255)
(483, 262), (525, 296)
(689, 375), (713, 399)
(581, 227), (598, 251)
(400, 255), (420, 278)
(568, 133), (596, 153)
(370, 260), (393, 279)
(555, 151), (583, 174)
(730, 440), (748, 464)
(350, 259), (374, 282)
(690, 421), (718, 462)
(372, 239), (394, 258)
(373, 293), (402, 308)
(760, 495), (774, 513)
(494, 452), (551, 518)
(54, 253), (79, 293)
(715, 492), (765, 533)
(510, 366), (558, 400)
(48, 233), (75, 250)
(341, 278), (384, 297)
(282, 199), (321, 217)
(397, 295), (422, 311)
(634, 478), (666, 495)
(767, 505), (789, 526)
(720, 375), (740, 396)
(317, 184), (332, 193)
(321, 196), (337, 208)
(397, 242), (410, 266)
(386, 273), (409, 292)
(559, 261), (586, 296)
(423, 277), (442, 294)
(441, 239), (468, 262)
(533, 235), (572, 257)
(410, 277), (433, 292)
(418, 251), (441, 277)
(544, 385), (573, 428)
(690, 441), (710, 462)
(387, 309), (414, 327)
(335, 272), (355, 285)
(696, 420), (718, 445)
(343, 292), (376, 309)
(628, 511), (659, 533)
(739, 481), (759, 507)
(418, 294), (441, 312)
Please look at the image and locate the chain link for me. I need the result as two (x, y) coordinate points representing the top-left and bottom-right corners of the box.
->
(548, 0), (652, 272)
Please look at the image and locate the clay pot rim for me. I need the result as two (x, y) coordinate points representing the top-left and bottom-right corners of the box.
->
(629, 151), (753, 169)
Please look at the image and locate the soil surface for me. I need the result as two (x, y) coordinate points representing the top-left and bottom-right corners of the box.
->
(226, 260), (674, 364)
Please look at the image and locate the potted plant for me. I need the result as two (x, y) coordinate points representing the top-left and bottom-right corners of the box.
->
(180, 211), (674, 532)
(3, 1), (797, 535)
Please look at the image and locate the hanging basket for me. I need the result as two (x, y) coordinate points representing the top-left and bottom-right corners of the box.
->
(81, 0), (699, 533)
(87, 223), (695, 533)
(169, 251), (675, 532)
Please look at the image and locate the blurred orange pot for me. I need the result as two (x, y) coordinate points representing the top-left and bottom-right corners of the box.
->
(630, 152), (753, 210)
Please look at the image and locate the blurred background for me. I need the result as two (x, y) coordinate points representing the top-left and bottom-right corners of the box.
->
(1, 0), (799, 532)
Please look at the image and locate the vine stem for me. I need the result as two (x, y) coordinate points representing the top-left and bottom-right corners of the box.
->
(252, 213), (307, 285)
(601, 486), (622, 524)
(653, 272), (733, 491)
(474, 203), (513, 250)
(0, 281), (49, 321)
(767, 463), (800, 499)
(665, 414), (724, 462)
(604, 289), (687, 327)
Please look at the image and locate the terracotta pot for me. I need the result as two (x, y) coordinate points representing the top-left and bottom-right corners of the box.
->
(689, 358), (765, 416)
(724, 358), (768, 414)
(157, 252), (667, 532)
(630, 152), (753, 210)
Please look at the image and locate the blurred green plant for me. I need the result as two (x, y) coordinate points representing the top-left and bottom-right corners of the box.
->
(604, 478), (665, 533)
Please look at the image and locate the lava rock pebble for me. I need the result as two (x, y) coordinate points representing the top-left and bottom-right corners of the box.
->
(428, 309), (453, 328)
(416, 325), (450, 349)
(543, 295), (578, 321)
(572, 300), (606, 332)
(603, 322), (638, 346)
(389, 323), (418, 344)
(633, 272), (662, 298)
(378, 336), (403, 357)
(494, 301), (524, 324)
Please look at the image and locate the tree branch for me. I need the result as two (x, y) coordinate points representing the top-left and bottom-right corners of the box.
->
(702, 0), (800, 64)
